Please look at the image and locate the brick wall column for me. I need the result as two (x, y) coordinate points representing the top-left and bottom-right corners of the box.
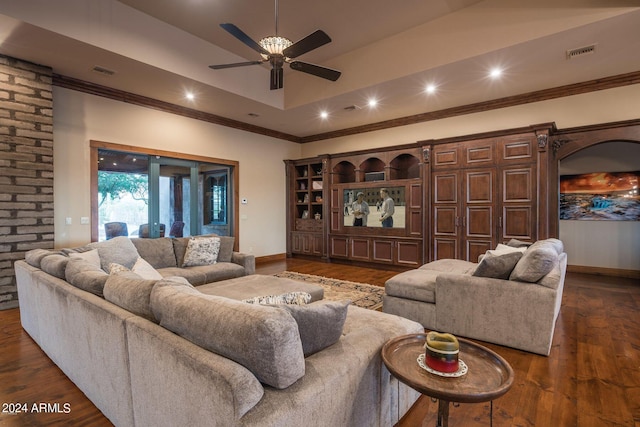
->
(0, 55), (54, 310)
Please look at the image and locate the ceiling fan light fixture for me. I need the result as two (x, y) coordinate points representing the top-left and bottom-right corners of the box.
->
(259, 36), (293, 56)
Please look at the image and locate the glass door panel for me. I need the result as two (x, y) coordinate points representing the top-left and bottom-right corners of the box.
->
(149, 157), (199, 238)
(97, 149), (149, 241)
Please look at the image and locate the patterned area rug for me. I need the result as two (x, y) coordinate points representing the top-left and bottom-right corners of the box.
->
(274, 271), (385, 310)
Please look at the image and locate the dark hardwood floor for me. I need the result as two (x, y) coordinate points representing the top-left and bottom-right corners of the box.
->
(0, 257), (638, 426)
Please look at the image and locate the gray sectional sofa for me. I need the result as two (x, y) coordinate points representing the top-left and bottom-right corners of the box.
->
(383, 238), (567, 355)
(15, 235), (422, 427)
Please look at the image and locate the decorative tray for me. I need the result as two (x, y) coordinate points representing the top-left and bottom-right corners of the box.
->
(381, 333), (514, 403)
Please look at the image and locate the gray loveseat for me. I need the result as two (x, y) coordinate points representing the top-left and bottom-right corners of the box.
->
(383, 238), (567, 355)
(15, 235), (422, 426)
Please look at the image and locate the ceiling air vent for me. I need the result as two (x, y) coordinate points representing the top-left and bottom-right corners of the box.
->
(343, 105), (361, 112)
(91, 65), (116, 76)
(566, 44), (596, 59)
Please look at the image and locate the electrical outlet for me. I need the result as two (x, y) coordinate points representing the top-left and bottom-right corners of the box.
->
(80, 217), (90, 225)
(65, 217), (72, 225)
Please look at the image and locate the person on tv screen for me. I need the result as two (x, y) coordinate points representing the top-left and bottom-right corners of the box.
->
(379, 188), (394, 227)
(351, 192), (370, 226)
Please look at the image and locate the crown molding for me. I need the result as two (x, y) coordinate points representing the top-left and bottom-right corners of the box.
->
(53, 70), (640, 144)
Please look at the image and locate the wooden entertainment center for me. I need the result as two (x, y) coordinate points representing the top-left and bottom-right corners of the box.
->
(285, 123), (557, 266)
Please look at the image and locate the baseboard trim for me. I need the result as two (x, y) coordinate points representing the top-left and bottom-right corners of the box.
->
(567, 264), (640, 280)
(255, 253), (286, 265)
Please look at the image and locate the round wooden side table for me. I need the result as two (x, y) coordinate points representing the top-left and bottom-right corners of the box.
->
(382, 333), (514, 427)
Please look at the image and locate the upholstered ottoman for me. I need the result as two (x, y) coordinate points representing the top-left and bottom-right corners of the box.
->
(197, 274), (324, 302)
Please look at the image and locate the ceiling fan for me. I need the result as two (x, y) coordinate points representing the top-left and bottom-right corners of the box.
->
(209, 0), (341, 90)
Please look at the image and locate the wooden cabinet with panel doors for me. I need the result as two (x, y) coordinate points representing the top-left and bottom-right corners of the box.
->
(429, 131), (543, 262)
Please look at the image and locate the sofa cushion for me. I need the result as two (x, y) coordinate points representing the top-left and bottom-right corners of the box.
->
(473, 251), (523, 279)
(157, 267), (208, 286)
(182, 237), (221, 267)
(538, 252), (567, 290)
(510, 240), (559, 283)
(385, 269), (441, 303)
(419, 259), (477, 274)
(40, 254), (71, 279)
(65, 257), (109, 296)
(104, 271), (159, 322)
(278, 300), (350, 357)
(88, 236), (140, 272)
(131, 237), (178, 269)
(201, 263), (246, 283)
(218, 236), (235, 263)
(25, 249), (55, 268)
(150, 279), (305, 389)
(172, 237), (190, 267)
(242, 292), (312, 305)
(69, 248), (101, 268)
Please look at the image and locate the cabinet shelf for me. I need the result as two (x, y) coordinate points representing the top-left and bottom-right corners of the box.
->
(287, 158), (326, 257)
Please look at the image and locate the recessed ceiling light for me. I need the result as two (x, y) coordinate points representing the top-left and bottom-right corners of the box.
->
(320, 111), (329, 120)
(425, 84), (437, 94)
(185, 92), (195, 101)
(489, 67), (503, 79)
(368, 98), (378, 108)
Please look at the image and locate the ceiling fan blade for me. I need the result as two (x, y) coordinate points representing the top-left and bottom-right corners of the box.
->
(220, 23), (269, 56)
(209, 60), (265, 70)
(289, 61), (341, 81)
(283, 30), (331, 59)
(270, 67), (284, 90)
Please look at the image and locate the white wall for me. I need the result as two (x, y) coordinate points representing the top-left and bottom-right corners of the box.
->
(559, 142), (640, 271)
(53, 87), (301, 256)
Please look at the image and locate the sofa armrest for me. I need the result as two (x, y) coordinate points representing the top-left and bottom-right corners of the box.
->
(434, 273), (560, 355)
(232, 252), (255, 275)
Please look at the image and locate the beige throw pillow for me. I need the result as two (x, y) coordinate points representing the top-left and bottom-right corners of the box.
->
(69, 248), (101, 268)
(182, 237), (221, 267)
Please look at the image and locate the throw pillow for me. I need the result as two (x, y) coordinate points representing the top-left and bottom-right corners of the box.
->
(109, 262), (130, 274)
(182, 237), (221, 267)
(132, 257), (164, 280)
(24, 249), (55, 268)
(509, 245), (558, 283)
(505, 238), (533, 249)
(493, 243), (527, 254)
(278, 300), (350, 357)
(217, 236), (235, 263)
(88, 236), (140, 272)
(131, 237), (178, 268)
(65, 257), (109, 296)
(150, 280), (305, 389)
(103, 270), (158, 322)
(69, 248), (101, 268)
(473, 251), (524, 280)
(242, 292), (311, 305)
(40, 254), (71, 279)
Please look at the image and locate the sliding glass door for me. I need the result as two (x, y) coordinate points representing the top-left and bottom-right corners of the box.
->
(148, 156), (198, 238)
(97, 148), (234, 241)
